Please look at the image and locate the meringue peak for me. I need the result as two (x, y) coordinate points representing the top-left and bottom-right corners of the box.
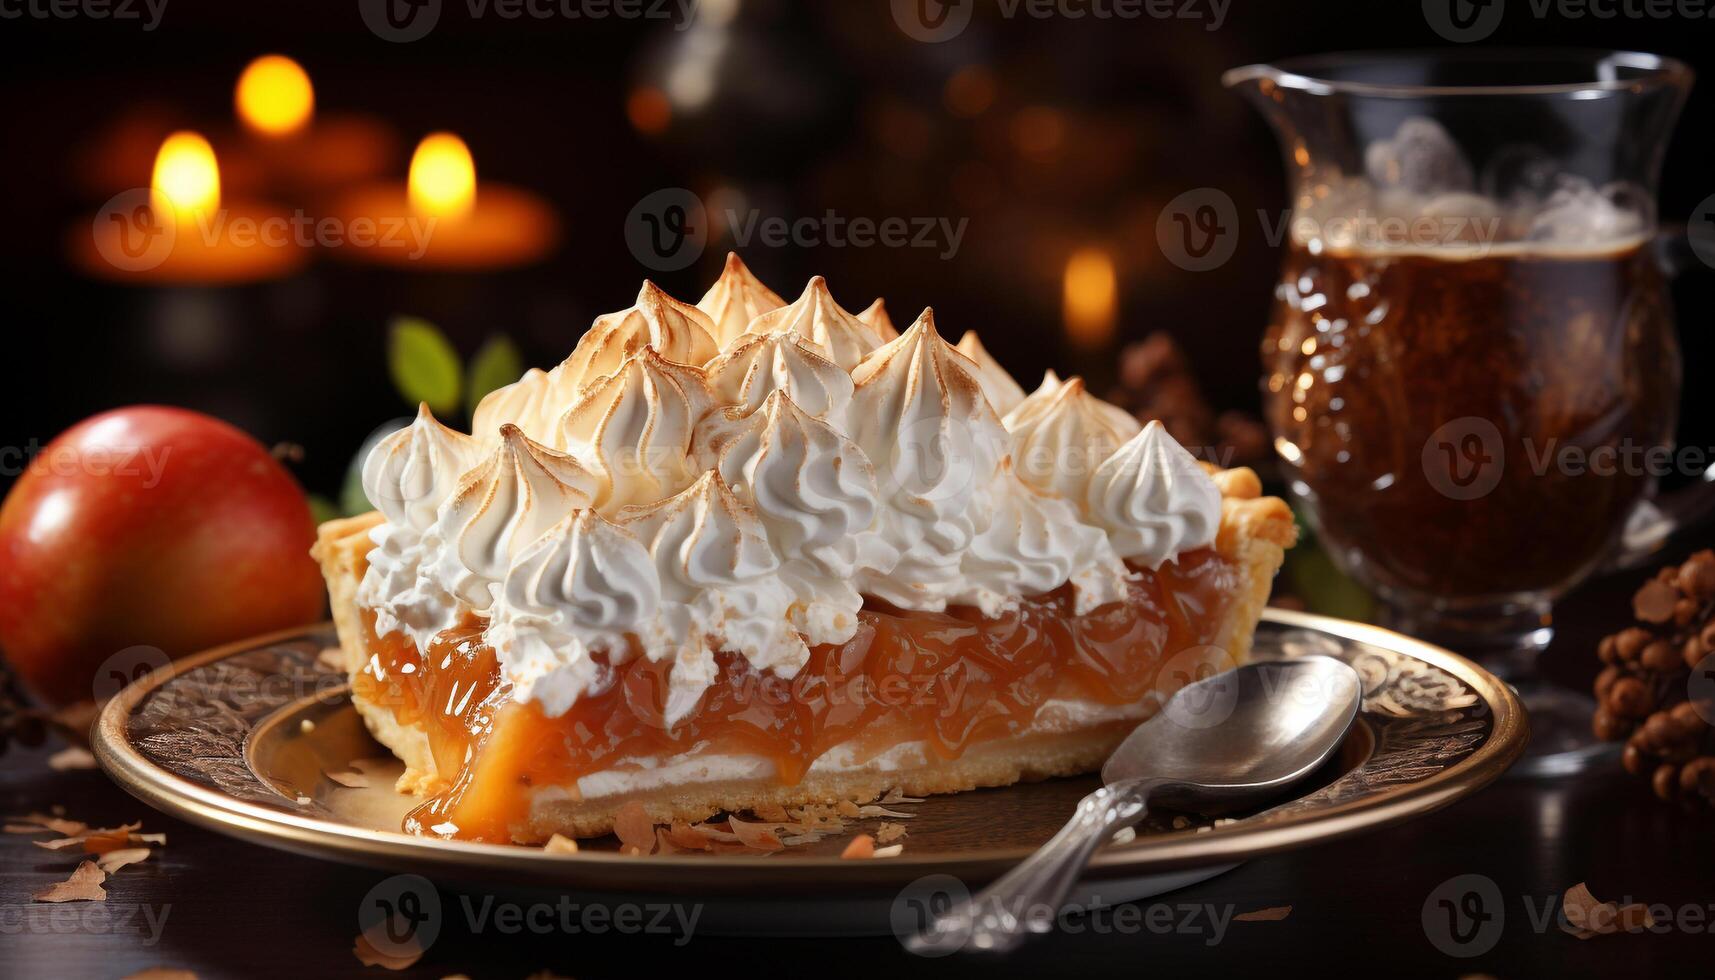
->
(1086, 420), (1222, 568)
(858, 297), (898, 342)
(428, 424), (597, 609)
(476, 424), (602, 507)
(955, 330), (1028, 417)
(745, 276), (880, 370)
(704, 330), (853, 422)
(1005, 374), (1142, 502)
(361, 402), (486, 530)
(559, 281), (719, 388)
(697, 253), (786, 347)
(851, 308), (995, 421)
(471, 367), (558, 446)
(558, 347), (716, 511)
(616, 471), (781, 590)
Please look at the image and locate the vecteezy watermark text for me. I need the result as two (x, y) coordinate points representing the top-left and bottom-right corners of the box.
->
(625, 188), (967, 271)
(1425, 0), (1715, 43)
(93, 188), (438, 272)
(1423, 873), (1715, 958)
(890, 0), (1229, 42)
(0, 903), (172, 944)
(462, 894), (701, 944)
(1, 439), (172, 488)
(0, 0), (167, 29)
(1155, 188), (1507, 272)
(359, 875), (701, 963)
(1421, 420), (1711, 501)
(359, 0), (699, 42)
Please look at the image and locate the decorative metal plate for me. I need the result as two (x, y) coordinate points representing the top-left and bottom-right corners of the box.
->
(94, 610), (1525, 895)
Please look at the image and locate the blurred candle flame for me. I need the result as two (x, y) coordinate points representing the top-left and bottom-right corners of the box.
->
(1062, 247), (1117, 348)
(408, 133), (476, 221)
(151, 131), (220, 218)
(236, 55), (314, 137)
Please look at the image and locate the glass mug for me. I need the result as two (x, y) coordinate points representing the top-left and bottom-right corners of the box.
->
(1225, 50), (1702, 660)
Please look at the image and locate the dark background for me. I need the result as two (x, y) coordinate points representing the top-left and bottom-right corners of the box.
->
(5, 5), (1715, 978)
(2, 0), (1711, 502)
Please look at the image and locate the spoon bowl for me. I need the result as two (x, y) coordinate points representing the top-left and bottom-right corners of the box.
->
(1103, 655), (1363, 811)
(909, 655), (1363, 955)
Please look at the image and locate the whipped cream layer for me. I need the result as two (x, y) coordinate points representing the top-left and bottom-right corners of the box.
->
(358, 254), (1223, 723)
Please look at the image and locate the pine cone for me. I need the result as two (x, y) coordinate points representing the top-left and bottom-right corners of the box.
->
(1106, 332), (1268, 468)
(1595, 549), (1715, 807)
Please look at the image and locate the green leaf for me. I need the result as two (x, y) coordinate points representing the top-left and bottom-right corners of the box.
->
(339, 459), (371, 517)
(388, 316), (462, 415)
(306, 493), (343, 526)
(464, 335), (524, 421)
(1283, 541), (1376, 622)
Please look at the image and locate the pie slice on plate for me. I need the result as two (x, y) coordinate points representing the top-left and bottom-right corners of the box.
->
(313, 259), (1295, 844)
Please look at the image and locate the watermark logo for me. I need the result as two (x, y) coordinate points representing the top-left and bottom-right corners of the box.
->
(625, 187), (708, 272)
(1690, 193), (1715, 270)
(1422, 873), (1505, 957)
(1423, 0), (1505, 42)
(92, 646), (174, 703)
(891, 0), (974, 41)
(892, 874), (975, 956)
(883, 417), (985, 509)
(1422, 417), (1505, 501)
(360, 875), (442, 961)
(1157, 188), (1238, 272)
(1156, 645), (1241, 730)
(90, 191), (439, 270)
(360, 0), (442, 41)
(93, 190), (177, 273)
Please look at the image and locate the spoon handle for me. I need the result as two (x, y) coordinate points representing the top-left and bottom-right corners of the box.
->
(907, 776), (1160, 955)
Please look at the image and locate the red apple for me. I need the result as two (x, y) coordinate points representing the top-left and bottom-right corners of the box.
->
(0, 406), (325, 705)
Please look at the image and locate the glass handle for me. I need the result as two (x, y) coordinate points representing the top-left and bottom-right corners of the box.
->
(1610, 224), (1715, 570)
(1653, 221), (1709, 279)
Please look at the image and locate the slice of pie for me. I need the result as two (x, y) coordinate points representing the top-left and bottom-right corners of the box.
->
(313, 256), (1295, 844)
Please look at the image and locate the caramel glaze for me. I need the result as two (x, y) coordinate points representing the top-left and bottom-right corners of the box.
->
(355, 548), (1245, 842)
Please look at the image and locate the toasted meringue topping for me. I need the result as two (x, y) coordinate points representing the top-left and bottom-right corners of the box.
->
(1005, 376), (1142, 503)
(849, 309), (1008, 609)
(471, 368), (561, 446)
(489, 510), (661, 716)
(1002, 369), (1072, 428)
(558, 348), (715, 511)
(618, 473), (808, 721)
(745, 276), (881, 370)
(703, 331), (854, 423)
(362, 403), (485, 531)
(955, 465), (1131, 617)
(361, 270), (1231, 722)
(691, 392), (877, 643)
(954, 330), (1028, 417)
(559, 281), (719, 390)
(1086, 420), (1222, 568)
(694, 392), (878, 573)
(696, 252), (786, 347)
(858, 297), (899, 342)
(426, 425), (598, 609)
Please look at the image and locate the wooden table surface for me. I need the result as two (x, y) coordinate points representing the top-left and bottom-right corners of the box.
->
(5, 549), (1714, 979)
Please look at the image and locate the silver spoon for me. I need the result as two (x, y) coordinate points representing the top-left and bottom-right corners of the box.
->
(907, 655), (1363, 955)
